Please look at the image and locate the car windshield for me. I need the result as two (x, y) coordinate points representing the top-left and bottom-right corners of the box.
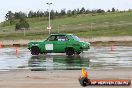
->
(71, 35), (81, 41)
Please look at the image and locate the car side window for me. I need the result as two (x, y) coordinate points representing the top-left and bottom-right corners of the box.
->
(57, 35), (68, 41)
(47, 35), (57, 41)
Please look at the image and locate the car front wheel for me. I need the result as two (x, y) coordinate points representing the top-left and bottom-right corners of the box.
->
(31, 47), (40, 55)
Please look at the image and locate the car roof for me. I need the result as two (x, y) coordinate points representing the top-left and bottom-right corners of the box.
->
(50, 34), (73, 36)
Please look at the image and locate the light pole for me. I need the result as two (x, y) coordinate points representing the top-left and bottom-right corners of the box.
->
(46, 2), (52, 34)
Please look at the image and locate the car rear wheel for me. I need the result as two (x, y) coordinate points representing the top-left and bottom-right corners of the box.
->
(76, 52), (81, 55)
(31, 47), (40, 55)
(65, 48), (74, 56)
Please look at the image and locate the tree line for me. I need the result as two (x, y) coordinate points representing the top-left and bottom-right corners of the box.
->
(5, 7), (117, 24)
(4, 7), (130, 30)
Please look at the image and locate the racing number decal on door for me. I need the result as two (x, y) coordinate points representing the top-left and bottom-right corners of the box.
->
(45, 44), (53, 50)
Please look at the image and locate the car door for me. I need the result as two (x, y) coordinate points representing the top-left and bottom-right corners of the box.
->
(53, 35), (68, 53)
(44, 35), (56, 52)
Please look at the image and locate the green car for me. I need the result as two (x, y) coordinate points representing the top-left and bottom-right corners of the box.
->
(28, 34), (90, 56)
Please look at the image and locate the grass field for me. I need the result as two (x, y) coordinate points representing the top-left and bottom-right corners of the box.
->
(0, 12), (132, 40)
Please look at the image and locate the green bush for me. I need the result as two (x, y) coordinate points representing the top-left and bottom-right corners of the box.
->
(15, 18), (29, 31)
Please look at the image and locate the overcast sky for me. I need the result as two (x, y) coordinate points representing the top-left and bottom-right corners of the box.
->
(0, 0), (132, 22)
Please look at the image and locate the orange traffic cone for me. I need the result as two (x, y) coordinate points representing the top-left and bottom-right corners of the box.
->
(111, 45), (115, 51)
(16, 47), (19, 56)
(0, 43), (3, 48)
(82, 68), (88, 78)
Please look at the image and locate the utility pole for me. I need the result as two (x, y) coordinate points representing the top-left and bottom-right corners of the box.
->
(46, 3), (52, 34)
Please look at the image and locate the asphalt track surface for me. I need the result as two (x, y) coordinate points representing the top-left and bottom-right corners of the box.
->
(0, 46), (132, 71)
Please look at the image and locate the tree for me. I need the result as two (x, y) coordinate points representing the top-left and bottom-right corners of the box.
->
(15, 18), (29, 31)
(14, 11), (27, 19)
(28, 11), (37, 18)
(67, 10), (72, 17)
(36, 11), (44, 17)
(97, 9), (105, 13)
(55, 11), (59, 16)
(5, 11), (15, 25)
(60, 9), (66, 16)
(107, 9), (111, 12)
(44, 11), (49, 17)
(91, 10), (97, 14)
(76, 8), (80, 14)
(85, 9), (91, 14)
(112, 8), (115, 12)
(79, 7), (85, 14)
(50, 10), (55, 19)
(71, 9), (77, 15)
(28, 11), (34, 18)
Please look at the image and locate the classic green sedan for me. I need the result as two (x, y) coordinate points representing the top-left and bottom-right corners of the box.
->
(28, 34), (90, 56)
